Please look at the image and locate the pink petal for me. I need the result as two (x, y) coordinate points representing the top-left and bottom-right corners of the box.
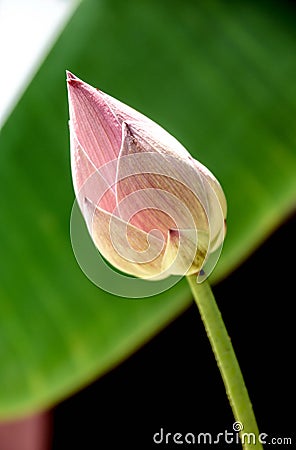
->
(67, 72), (122, 188)
(70, 133), (116, 214)
(115, 122), (209, 236)
(101, 90), (191, 160)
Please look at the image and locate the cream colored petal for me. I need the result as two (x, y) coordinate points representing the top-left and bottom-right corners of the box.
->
(161, 229), (209, 276)
(192, 161), (227, 252)
(83, 198), (169, 279)
(193, 160), (227, 218)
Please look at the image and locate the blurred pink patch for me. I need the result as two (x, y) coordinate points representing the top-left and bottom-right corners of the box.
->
(0, 411), (52, 450)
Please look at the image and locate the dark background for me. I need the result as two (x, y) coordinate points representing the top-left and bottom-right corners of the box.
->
(52, 211), (295, 449)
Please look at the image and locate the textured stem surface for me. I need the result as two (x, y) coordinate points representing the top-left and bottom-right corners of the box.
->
(187, 275), (263, 450)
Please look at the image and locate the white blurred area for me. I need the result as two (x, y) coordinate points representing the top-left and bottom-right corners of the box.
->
(0, 0), (77, 127)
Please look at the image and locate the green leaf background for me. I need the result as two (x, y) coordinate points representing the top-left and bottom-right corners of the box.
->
(0, 0), (295, 418)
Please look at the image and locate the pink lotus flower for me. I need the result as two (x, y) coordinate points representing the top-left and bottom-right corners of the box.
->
(67, 72), (227, 280)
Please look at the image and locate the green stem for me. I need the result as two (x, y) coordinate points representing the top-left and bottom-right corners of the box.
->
(186, 275), (263, 450)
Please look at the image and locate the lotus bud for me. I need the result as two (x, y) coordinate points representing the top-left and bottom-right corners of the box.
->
(67, 72), (227, 280)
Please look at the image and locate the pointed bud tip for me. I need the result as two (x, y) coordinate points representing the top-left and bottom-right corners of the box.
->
(66, 71), (103, 95)
(66, 70), (82, 86)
